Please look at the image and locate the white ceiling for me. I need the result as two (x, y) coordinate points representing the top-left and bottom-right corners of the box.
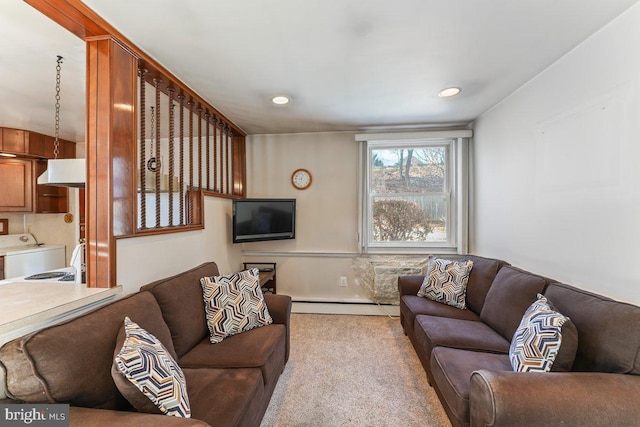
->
(1, 0), (639, 139)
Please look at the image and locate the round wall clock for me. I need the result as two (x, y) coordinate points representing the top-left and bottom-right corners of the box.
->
(291, 168), (312, 190)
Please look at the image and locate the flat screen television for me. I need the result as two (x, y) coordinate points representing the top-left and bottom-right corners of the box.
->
(232, 198), (296, 243)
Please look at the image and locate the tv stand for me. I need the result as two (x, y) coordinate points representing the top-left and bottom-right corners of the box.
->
(243, 262), (276, 294)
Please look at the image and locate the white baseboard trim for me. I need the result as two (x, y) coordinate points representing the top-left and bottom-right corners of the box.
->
(292, 301), (400, 316)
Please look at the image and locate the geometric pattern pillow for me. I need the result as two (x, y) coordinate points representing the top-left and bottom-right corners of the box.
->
(417, 257), (474, 310)
(112, 317), (191, 417)
(200, 268), (273, 344)
(509, 294), (578, 372)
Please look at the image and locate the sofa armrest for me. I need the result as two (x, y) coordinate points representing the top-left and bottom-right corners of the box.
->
(470, 370), (640, 427)
(264, 293), (292, 363)
(70, 407), (209, 426)
(398, 275), (424, 297)
(264, 294), (291, 325)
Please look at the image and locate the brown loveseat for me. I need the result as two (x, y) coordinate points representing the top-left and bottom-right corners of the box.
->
(399, 255), (640, 427)
(0, 262), (291, 427)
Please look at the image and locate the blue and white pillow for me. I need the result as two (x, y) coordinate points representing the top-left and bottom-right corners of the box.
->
(113, 317), (191, 417)
(509, 294), (578, 372)
(418, 257), (474, 310)
(200, 268), (273, 344)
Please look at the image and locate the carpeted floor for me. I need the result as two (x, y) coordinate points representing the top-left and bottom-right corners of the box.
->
(260, 313), (451, 427)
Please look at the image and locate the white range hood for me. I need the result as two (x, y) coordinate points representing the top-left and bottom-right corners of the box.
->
(37, 158), (86, 188)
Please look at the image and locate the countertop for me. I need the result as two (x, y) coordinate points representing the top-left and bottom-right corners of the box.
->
(0, 268), (122, 341)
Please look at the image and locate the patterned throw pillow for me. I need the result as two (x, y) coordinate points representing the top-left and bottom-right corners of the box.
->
(200, 268), (273, 344)
(417, 257), (474, 310)
(112, 317), (191, 417)
(509, 294), (578, 372)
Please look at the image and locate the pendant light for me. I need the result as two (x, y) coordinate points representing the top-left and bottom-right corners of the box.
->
(37, 55), (86, 188)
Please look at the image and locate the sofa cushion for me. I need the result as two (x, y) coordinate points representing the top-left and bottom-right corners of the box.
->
(400, 295), (481, 333)
(184, 368), (265, 427)
(545, 282), (640, 374)
(112, 317), (191, 417)
(179, 323), (286, 386)
(0, 292), (174, 410)
(431, 347), (512, 424)
(140, 262), (220, 358)
(480, 266), (548, 340)
(509, 294), (578, 372)
(200, 268), (272, 344)
(418, 257), (474, 310)
(414, 315), (511, 370)
(462, 255), (509, 315)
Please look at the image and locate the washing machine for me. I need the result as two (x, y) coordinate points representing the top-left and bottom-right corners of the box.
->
(0, 233), (66, 279)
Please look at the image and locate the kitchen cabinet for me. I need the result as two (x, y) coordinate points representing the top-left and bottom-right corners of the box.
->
(1, 128), (27, 154)
(0, 128), (77, 214)
(30, 134), (75, 159)
(0, 158), (33, 212)
(0, 127), (75, 159)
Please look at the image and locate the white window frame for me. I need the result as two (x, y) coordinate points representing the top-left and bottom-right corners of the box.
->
(356, 130), (471, 255)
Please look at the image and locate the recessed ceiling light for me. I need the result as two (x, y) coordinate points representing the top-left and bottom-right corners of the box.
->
(271, 95), (291, 105)
(438, 87), (461, 98)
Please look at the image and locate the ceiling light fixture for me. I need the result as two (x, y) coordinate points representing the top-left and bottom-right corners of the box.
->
(438, 87), (461, 98)
(271, 95), (291, 105)
(37, 55), (86, 188)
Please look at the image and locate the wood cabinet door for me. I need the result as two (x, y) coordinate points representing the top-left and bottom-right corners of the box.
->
(27, 131), (47, 157)
(1, 128), (27, 154)
(0, 158), (33, 211)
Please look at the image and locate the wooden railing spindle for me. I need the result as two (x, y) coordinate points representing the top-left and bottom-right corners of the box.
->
(188, 100), (194, 221)
(168, 87), (175, 226)
(213, 118), (218, 192)
(154, 78), (162, 228)
(138, 67), (147, 229)
(197, 107), (203, 190)
(225, 126), (231, 195)
(205, 112), (210, 191)
(178, 95), (185, 226)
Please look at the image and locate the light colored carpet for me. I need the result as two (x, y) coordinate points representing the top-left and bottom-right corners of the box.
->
(260, 313), (451, 427)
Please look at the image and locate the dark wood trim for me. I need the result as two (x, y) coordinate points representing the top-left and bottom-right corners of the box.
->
(85, 36), (138, 288)
(233, 135), (246, 197)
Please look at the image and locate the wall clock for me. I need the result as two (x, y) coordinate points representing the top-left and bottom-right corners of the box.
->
(291, 168), (312, 190)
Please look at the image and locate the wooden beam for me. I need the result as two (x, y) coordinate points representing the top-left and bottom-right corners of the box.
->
(85, 36), (138, 287)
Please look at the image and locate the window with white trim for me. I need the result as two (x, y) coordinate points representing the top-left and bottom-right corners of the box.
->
(357, 132), (470, 254)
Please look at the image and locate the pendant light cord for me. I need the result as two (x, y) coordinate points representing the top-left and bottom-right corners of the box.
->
(54, 55), (63, 160)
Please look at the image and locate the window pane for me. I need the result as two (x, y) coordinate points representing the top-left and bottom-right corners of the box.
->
(370, 147), (446, 195)
(370, 195), (448, 243)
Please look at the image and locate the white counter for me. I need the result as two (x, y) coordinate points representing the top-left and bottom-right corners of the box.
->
(0, 270), (122, 342)
(0, 269), (123, 400)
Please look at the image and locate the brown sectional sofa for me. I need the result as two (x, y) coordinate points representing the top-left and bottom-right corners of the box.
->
(0, 262), (291, 427)
(399, 255), (640, 427)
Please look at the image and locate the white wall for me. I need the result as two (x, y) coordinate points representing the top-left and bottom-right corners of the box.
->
(116, 196), (243, 295)
(245, 132), (367, 302)
(472, 3), (640, 304)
